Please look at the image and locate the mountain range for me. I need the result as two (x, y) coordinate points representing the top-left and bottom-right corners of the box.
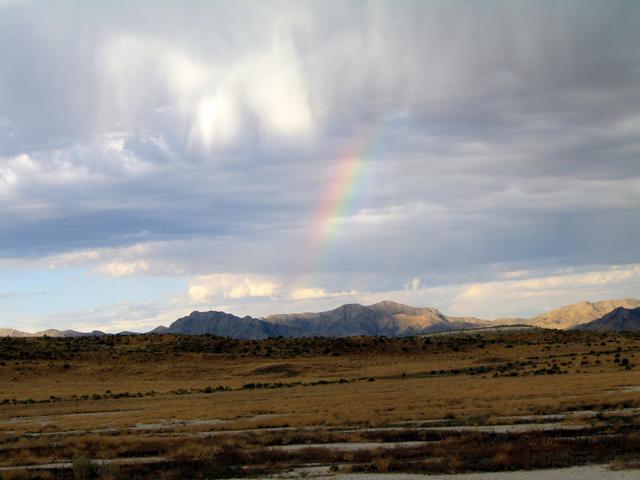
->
(2, 298), (639, 339)
(0, 328), (105, 338)
(575, 306), (640, 331)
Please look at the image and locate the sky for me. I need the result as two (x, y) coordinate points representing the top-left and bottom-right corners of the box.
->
(1, 0), (640, 333)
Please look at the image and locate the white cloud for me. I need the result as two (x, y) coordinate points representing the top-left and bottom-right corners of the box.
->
(457, 265), (640, 302)
(26, 243), (183, 278)
(290, 287), (328, 300)
(187, 273), (363, 303)
(40, 245), (153, 273)
(45, 250), (102, 269)
(95, 260), (149, 277)
(245, 40), (313, 139)
(188, 274), (281, 302)
(447, 264), (640, 318)
(0, 154), (35, 192)
(100, 32), (313, 154)
(191, 91), (241, 150)
(404, 276), (422, 291)
(0, 166), (17, 192)
(39, 300), (185, 334)
(1, 2), (639, 330)
(500, 270), (530, 279)
(289, 287), (360, 300)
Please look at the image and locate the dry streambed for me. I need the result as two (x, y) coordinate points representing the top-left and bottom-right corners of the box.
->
(1, 406), (639, 476)
(258, 465), (640, 480)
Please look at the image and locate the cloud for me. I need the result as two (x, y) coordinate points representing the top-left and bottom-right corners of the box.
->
(447, 263), (640, 318)
(289, 287), (329, 300)
(1, 2), (639, 327)
(500, 270), (530, 279)
(186, 272), (362, 303)
(44, 250), (103, 269)
(188, 274), (281, 302)
(39, 300), (184, 334)
(2, 3), (639, 270)
(456, 265), (640, 302)
(95, 260), (149, 277)
(289, 287), (360, 300)
(100, 31), (313, 153)
(5, 261), (640, 332)
(404, 277), (422, 291)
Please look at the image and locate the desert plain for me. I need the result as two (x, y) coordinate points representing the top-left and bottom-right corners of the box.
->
(1, 329), (640, 479)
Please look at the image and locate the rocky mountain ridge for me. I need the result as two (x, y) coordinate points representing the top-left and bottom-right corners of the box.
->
(2, 298), (638, 339)
(574, 306), (640, 331)
(0, 328), (105, 338)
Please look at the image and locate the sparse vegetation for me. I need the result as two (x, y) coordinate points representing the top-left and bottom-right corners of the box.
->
(1, 330), (640, 477)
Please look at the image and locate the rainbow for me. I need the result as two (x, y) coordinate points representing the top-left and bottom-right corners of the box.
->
(303, 124), (383, 273)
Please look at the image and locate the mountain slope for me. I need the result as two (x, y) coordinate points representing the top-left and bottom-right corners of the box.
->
(575, 307), (640, 331)
(0, 328), (31, 337)
(161, 311), (299, 339)
(3, 298), (639, 339)
(265, 303), (385, 336)
(264, 301), (489, 337)
(523, 298), (640, 329)
(0, 328), (104, 338)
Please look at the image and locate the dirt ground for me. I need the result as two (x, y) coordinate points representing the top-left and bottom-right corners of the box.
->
(1, 330), (639, 478)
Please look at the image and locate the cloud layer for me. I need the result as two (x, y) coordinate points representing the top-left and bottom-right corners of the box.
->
(1, 1), (639, 329)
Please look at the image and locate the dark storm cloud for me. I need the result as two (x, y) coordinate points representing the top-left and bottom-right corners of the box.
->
(0, 0), (639, 278)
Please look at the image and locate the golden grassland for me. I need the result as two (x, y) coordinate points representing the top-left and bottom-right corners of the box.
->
(1, 330), (639, 478)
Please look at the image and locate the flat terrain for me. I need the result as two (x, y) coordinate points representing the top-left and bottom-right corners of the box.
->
(1, 330), (640, 478)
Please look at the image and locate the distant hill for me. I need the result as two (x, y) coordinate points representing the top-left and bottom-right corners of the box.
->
(154, 310), (302, 339)
(0, 328), (104, 338)
(574, 307), (640, 332)
(3, 298), (639, 339)
(264, 301), (489, 337)
(152, 302), (487, 339)
(151, 298), (640, 337)
(524, 299), (640, 329)
(422, 324), (540, 337)
(494, 298), (640, 330)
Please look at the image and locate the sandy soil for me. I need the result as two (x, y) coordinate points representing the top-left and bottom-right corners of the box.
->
(265, 465), (640, 479)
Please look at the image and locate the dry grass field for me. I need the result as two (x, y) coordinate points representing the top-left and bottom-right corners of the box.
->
(1, 330), (640, 478)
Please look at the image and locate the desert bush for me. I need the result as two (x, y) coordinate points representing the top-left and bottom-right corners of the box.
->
(72, 459), (100, 480)
(97, 463), (122, 480)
